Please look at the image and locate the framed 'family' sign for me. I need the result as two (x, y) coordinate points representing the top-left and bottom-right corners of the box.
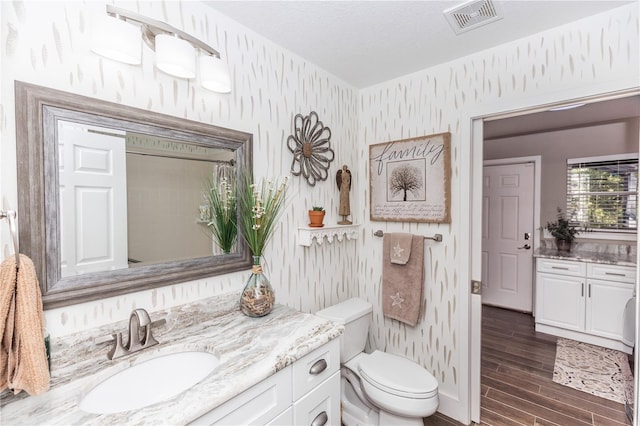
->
(369, 132), (451, 223)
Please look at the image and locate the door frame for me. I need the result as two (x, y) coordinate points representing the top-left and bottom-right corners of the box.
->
(468, 90), (640, 424)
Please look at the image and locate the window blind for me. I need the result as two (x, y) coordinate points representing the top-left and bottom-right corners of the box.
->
(566, 156), (638, 232)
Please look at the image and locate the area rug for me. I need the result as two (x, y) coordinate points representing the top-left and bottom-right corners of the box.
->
(553, 338), (634, 404)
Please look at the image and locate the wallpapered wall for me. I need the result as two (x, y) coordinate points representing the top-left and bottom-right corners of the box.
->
(0, 0), (638, 421)
(0, 1), (358, 333)
(357, 3), (638, 412)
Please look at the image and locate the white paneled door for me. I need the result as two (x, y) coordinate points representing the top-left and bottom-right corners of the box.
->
(482, 162), (535, 312)
(58, 121), (128, 277)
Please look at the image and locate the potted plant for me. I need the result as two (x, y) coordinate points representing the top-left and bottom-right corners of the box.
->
(236, 174), (289, 317)
(545, 207), (580, 252)
(308, 206), (325, 227)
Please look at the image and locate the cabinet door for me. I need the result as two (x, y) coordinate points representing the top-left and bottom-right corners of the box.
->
(189, 366), (292, 426)
(536, 273), (585, 331)
(266, 407), (293, 426)
(586, 279), (634, 340)
(293, 371), (340, 426)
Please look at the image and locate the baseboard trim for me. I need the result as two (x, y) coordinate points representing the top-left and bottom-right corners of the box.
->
(435, 391), (470, 425)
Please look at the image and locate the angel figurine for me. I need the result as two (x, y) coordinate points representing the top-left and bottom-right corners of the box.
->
(336, 165), (352, 225)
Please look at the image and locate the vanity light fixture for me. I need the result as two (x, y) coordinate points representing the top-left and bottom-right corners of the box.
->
(199, 55), (232, 93)
(91, 5), (231, 93)
(155, 34), (196, 79)
(91, 12), (142, 64)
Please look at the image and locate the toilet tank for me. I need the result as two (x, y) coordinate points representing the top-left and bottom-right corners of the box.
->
(316, 298), (373, 363)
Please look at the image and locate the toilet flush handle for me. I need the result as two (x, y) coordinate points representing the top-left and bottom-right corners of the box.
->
(309, 358), (327, 375)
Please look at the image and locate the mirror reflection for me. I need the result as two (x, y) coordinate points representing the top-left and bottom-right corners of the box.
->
(16, 81), (252, 308)
(57, 120), (237, 278)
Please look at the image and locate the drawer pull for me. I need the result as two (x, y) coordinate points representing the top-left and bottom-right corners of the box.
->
(605, 272), (627, 277)
(309, 359), (327, 375)
(551, 266), (570, 270)
(311, 411), (328, 426)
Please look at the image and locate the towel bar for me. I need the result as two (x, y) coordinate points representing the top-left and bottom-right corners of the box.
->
(373, 229), (443, 242)
(0, 210), (20, 267)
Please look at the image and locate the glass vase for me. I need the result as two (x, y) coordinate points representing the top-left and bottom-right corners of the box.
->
(240, 256), (275, 317)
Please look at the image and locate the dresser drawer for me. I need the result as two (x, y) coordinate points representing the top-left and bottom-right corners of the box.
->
(587, 263), (636, 283)
(536, 258), (586, 277)
(292, 338), (340, 401)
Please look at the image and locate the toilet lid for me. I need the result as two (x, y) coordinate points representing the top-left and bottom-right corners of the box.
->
(358, 351), (438, 399)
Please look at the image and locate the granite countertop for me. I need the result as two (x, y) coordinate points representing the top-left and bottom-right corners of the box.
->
(534, 247), (637, 267)
(0, 292), (344, 425)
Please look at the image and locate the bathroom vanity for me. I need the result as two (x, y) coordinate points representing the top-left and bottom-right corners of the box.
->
(191, 339), (340, 425)
(534, 248), (636, 354)
(0, 292), (343, 425)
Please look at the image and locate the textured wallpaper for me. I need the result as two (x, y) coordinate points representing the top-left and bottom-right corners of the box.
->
(0, 1), (358, 334)
(0, 0), (638, 420)
(358, 3), (638, 405)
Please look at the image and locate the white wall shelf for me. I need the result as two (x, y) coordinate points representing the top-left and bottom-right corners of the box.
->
(298, 224), (360, 246)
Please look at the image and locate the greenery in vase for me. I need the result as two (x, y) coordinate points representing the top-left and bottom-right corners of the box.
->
(545, 207), (580, 242)
(311, 206), (324, 211)
(205, 175), (237, 253)
(237, 174), (289, 257)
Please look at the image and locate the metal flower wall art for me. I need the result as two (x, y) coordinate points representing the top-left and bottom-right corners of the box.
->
(287, 111), (335, 186)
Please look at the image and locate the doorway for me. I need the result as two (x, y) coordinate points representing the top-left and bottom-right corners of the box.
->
(470, 93), (640, 424)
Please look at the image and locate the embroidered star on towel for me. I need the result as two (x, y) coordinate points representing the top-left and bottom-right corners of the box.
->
(392, 243), (405, 258)
(390, 292), (405, 308)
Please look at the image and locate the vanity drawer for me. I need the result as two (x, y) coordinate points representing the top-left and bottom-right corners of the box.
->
(293, 371), (340, 426)
(292, 338), (340, 401)
(587, 263), (636, 283)
(536, 258), (586, 277)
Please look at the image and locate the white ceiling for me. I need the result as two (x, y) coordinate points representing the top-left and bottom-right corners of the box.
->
(205, 0), (634, 89)
(204, 0), (638, 135)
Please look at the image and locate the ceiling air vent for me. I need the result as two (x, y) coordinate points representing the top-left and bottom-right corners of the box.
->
(443, 0), (503, 35)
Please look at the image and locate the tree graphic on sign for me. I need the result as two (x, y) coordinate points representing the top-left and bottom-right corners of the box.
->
(389, 164), (423, 201)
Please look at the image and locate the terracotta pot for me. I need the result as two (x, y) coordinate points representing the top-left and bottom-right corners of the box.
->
(555, 238), (572, 252)
(308, 210), (325, 227)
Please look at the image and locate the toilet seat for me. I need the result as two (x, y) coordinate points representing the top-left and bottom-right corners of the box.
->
(358, 351), (438, 399)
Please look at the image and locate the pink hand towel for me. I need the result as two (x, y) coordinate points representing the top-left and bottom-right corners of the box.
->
(0, 254), (50, 396)
(382, 234), (424, 326)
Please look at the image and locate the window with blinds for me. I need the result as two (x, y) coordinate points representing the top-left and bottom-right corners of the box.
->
(566, 154), (638, 233)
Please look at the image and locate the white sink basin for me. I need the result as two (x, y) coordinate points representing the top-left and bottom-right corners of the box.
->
(79, 351), (220, 414)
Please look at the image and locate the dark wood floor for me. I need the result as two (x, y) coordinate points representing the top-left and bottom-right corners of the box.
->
(425, 305), (632, 426)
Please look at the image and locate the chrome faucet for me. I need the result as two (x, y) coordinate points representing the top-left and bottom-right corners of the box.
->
(95, 308), (165, 360)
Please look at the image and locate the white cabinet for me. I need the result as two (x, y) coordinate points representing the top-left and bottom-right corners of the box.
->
(536, 272), (585, 332)
(266, 407), (293, 425)
(535, 258), (635, 353)
(190, 366), (292, 426)
(191, 338), (340, 425)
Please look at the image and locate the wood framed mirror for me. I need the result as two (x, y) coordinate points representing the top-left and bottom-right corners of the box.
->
(15, 81), (253, 308)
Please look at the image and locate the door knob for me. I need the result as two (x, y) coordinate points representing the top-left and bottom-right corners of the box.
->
(517, 244), (531, 250)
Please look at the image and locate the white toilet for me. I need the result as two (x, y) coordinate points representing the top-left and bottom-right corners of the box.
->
(316, 298), (439, 426)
